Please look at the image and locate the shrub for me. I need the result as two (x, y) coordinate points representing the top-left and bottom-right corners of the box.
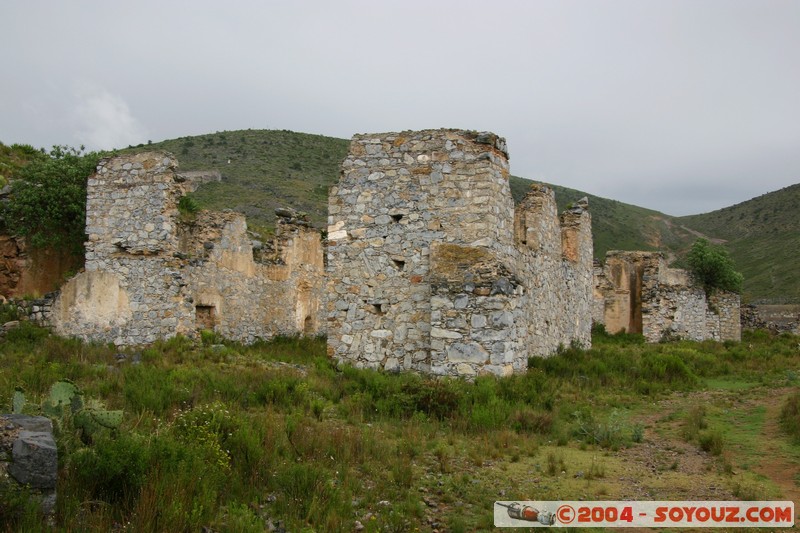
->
(682, 404), (707, 441)
(780, 390), (800, 442)
(686, 238), (743, 294)
(572, 408), (635, 450)
(641, 353), (697, 387)
(178, 195), (200, 216)
(1, 145), (99, 253)
(69, 432), (149, 504)
(0, 303), (19, 323)
(698, 429), (725, 455)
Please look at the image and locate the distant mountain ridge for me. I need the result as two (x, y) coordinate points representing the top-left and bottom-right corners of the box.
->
(109, 130), (796, 304)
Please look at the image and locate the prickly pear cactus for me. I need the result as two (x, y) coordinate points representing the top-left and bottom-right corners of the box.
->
(74, 406), (123, 438)
(12, 388), (25, 414)
(10, 379), (124, 440)
(42, 379), (82, 417)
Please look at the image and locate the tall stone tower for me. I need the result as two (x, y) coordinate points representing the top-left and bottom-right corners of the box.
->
(327, 129), (594, 377)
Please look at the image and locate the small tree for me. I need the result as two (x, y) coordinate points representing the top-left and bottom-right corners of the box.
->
(686, 238), (743, 294)
(1, 145), (100, 254)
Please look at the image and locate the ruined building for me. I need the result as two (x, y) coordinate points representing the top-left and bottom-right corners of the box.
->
(593, 251), (741, 342)
(50, 152), (325, 346)
(326, 129), (594, 377)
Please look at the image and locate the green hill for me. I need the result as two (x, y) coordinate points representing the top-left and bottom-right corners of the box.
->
(678, 184), (800, 304)
(123, 130), (797, 303)
(121, 130), (349, 233)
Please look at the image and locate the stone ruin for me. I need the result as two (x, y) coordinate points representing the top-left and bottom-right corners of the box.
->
(740, 304), (800, 335)
(593, 251), (741, 342)
(48, 152), (325, 346)
(326, 129), (594, 377)
(7, 128), (749, 373)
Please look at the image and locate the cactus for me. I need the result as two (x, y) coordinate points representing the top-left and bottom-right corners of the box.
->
(42, 379), (82, 417)
(10, 379), (122, 440)
(12, 388), (25, 414)
(74, 407), (123, 437)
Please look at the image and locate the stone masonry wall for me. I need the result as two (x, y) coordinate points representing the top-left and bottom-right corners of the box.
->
(594, 251), (741, 342)
(49, 152), (324, 346)
(327, 129), (593, 378)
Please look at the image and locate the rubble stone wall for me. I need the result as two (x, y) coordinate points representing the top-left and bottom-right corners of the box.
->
(741, 304), (800, 334)
(594, 251), (741, 342)
(49, 152), (324, 346)
(327, 129), (594, 377)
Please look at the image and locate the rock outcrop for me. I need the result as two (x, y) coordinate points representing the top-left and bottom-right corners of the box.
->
(1, 414), (57, 517)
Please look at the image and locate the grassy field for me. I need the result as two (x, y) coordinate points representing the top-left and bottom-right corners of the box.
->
(2, 320), (799, 532)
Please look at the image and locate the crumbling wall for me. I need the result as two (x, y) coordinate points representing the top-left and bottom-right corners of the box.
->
(50, 152), (324, 346)
(327, 129), (593, 377)
(594, 251), (741, 342)
(709, 292), (742, 341)
(0, 235), (80, 300)
(741, 304), (800, 334)
(514, 186), (593, 355)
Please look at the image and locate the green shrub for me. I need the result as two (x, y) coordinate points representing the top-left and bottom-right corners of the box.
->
(1, 145), (99, 253)
(510, 407), (554, 434)
(641, 353), (697, 387)
(572, 408), (632, 449)
(178, 195), (200, 216)
(275, 463), (341, 524)
(123, 366), (185, 415)
(682, 405), (707, 441)
(780, 390), (800, 442)
(698, 429), (725, 455)
(3, 321), (49, 346)
(0, 303), (19, 323)
(686, 238), (743, 294)
(173, 402), (239, 470)
(69, 432), (149, 504)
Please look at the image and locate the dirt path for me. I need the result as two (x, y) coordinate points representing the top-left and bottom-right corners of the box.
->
(613, 387), (799, 528)
(753, 388), (800, 526)
(615, 391), (736, 501)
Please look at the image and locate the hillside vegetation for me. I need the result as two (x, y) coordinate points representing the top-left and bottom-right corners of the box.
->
(0, 142), (45, 186)
(120, 131), (348, 233)
(679, 184), (800, 303)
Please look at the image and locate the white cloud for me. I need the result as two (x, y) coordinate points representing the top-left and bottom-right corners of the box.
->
(72, 83), (148, 150)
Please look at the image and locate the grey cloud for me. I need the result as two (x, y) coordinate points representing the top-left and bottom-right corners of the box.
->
(0, 0), (797, 215)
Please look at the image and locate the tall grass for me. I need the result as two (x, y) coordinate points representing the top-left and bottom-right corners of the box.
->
(1, 326), (798, 531)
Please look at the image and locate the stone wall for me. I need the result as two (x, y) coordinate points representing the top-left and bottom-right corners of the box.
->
(327, 129), (594, 378)
(48, 152), (324, 346)
(594, 251), (741, 342)
(740, 304), (800, 334)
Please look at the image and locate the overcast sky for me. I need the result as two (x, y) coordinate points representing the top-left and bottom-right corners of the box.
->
(1, 1), (798, 215)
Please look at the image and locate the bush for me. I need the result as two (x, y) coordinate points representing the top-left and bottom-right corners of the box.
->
(178, 195), (200, 216)
(780, 390), (800, 442)
(69, 432), (149, 503)
(1, 145), (99, 253)
(699, 429), (725, 455)
(686, 238), (743, 294)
